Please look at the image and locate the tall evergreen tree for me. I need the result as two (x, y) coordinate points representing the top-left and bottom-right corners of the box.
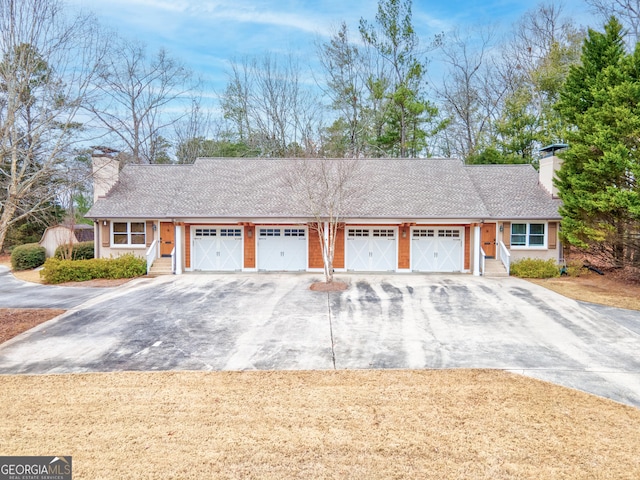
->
(555, 17), (640, 267)
(359, 0), (441, 157)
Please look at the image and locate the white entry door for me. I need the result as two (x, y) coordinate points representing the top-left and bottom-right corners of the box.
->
(346, 227), (397, 272)
(193, 227), (243, 271)
(257, 227), (307, 271)
(411, 228), (463, 272)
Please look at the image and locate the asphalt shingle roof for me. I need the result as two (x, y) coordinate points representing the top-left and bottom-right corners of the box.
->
(87, 157), (561, 220)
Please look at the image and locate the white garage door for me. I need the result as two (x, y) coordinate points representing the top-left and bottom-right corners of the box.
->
(346, 228), (397, 272)
(411, 228), (462, 272)
(257, 227), (307, 271)
(192, 227), (243, 271)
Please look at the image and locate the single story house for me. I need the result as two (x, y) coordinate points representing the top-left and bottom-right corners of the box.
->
(86, 155), (563, 276)
(39, 223), (94, 258)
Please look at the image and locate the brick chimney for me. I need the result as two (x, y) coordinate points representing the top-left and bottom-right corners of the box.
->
(538, 144), (566, 198)
(92, 150), (120, 202)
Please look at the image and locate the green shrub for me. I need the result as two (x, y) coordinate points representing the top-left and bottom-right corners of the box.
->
(41, 254), (147, 284)
(510, 258), (560, 278)
(54, 241), (95, 260)
(10, 243), (46, 271)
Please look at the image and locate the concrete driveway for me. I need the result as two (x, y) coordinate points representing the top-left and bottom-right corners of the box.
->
(0, 265), (112, 308)
(0, 272), (639, 408)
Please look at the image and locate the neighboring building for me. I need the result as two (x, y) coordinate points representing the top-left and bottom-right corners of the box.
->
(39, 224), (94, 258)
(86, 156), (563, 276)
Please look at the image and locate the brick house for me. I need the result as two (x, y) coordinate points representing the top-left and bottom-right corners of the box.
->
(86, 156), (563, 276)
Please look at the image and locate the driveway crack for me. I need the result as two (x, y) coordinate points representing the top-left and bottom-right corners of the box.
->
(327, 292), (336, 370)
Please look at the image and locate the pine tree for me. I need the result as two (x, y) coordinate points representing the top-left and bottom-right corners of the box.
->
(555, 17), (640, 267)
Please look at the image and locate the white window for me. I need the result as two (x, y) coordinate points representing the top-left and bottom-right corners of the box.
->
(284, 228), (306, 237)
(372, 229), (395, 238)
(195, 228), (216, 237)
(348, 229), (370, 237)
(413, 229), (434, 237)
(259, 228), (281, 237)
(511, 223), (545, 247)
(112, 221), (146, 246)
(438, 229), (460, 238)
(220, 228), (242, 237)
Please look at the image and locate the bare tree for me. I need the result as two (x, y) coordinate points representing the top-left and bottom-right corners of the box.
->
(222, 54), (322, 157)
(284, 158), (364, 283)
(499, 3), (583, 146)
(0, 0), (106, 251)
(89, 39), (194, 164)
(586, 0), (640, 47)
(435, 26), (502, 159)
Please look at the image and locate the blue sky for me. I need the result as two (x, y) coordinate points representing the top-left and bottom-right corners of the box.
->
(70, 0), (599, 99)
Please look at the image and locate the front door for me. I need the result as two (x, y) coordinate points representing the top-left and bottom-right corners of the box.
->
(160, 222), (175, 257)
(481, 223), (496, 258)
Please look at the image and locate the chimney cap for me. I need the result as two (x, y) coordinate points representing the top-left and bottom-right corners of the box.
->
(91, 146), (120, 157)
(539, 143), (568, 157)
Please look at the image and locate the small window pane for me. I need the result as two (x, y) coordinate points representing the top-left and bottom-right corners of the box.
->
(131, 222), (145, 233)
(512, 224), (526, 235)
(113, 234), (128, 245)
(113, 222), (127, 233)
(529, 235), (544, 246)
(511, 235), (526, 246)
(131, 234), (145, 244)
(529, 224), (544, 235)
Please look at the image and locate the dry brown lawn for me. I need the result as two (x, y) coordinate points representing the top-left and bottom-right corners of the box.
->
(528, 273), (640, 310)
(1, 370), (639, 479)
(2, 255), (640, 478)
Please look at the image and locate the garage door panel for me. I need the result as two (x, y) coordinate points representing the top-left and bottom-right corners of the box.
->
(193, 237), (217, 270)
(346, 234), (370, 272)
(370, 239), (396, 271)
(436, 238), (462, 271)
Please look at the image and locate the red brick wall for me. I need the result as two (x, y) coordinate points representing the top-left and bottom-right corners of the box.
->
(308, 224), (345, 269)
(464, 225), (470, 270)
(244, 225), (255, 268)
(308, 224), (323, 269)
(398, 226), (410, 269)
(334, 226), (345, 269)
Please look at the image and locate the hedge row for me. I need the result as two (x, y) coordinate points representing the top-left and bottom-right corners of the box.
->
(11, 243), (46, 271)
(54, 241), (95, 260)
(510, 258), (560, 278)
(40, 254), (147, 284)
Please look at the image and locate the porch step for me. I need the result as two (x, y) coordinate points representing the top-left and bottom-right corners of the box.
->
(148, 257), (173, 277)
(483, 258), (509, 278)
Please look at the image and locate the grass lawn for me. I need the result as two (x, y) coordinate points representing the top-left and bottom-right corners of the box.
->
(1, 370), (639, 479)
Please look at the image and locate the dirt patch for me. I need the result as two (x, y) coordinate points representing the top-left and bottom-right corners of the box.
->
(310, 280), (349, 292)
(0, 370), (638, 479)
(0, 308), (65, 343)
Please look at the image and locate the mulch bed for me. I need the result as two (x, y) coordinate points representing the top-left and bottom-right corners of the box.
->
(310, 281), (349, 292)
(0, 309), (66, 343)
